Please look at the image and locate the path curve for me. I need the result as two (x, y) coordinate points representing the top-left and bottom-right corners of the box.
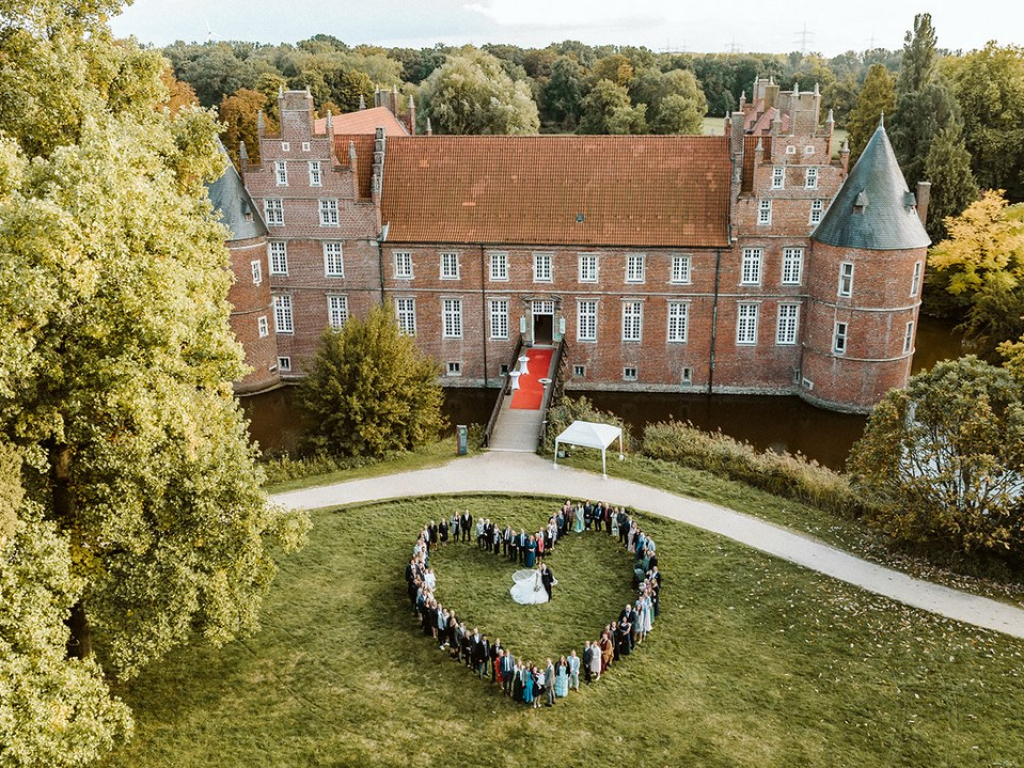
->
(271, 451), (1024, 640)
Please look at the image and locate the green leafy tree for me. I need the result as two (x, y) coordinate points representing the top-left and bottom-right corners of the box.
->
(923, 124), (979, 240)
(592, 53), (634, 87)
(848, 357), (1024, 558)
(579, 79), (647, 135)
(846, 64), (895, 165)
(822, 74), (858, 127)
(542, 55), (589, 130)
(419, 48), (539, 135)
(649, 69), (706, 134)
(299, 305), (445, 459)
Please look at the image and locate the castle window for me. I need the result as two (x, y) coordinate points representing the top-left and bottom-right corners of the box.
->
(442, 298), (463, 338)
(258, 315), (269, 338)
(771, 167), (784, 189)
(786, 145), (797, 155)
(489, 252), (508, 281)
(776, 303), (799, 345)
(577, 300), (597, 342)
(667, 301), (689, 343)
(319, 199), (339, 227)
(833, 322), (848, 354)
(441, 252), (460, 280)
(274, 161), (288, 186)
(781, 247), (803, 285)
(395, 297), (416, 336)
(278, 356), (292, 372)
(394, 251), (413, 279)
(251, 259), (262, 285)
(741, 248), (762, 285)
(670, 254), (692, 284)
(533, 252), (553, 282)
(736, 302), (759, 345)
(626, 253), (646, 283)
(578, 253), (598, 283)
(623, 366), (638, 381)
(327, 294), (348, 329)
(323, 242), (344, 277)
(308, 161), (322, 186)
(838, 262), (854, 297)
(446, 361), (462, 377)
(281, 142), (290, 152)
(758, 199), (772, 226)
(264, 198), (284, 226)
(573, 364), (586, 378)
(301, 142), (311, 152)
(810, 199), (824, 224)
(903, 321), (915, 354)
(489, 299), (509, 340)
(804, 145), (815, 155)
(622, 301), (643, 342)
(805, 166), (818, 189)
(268, 241), (288, 275)
(682, 367), (692, 384)
(273, 294), (293, 334)
(911, 262), (922, 297)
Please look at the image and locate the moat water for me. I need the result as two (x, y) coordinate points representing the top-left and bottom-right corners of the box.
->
(240, 315), (964, 471)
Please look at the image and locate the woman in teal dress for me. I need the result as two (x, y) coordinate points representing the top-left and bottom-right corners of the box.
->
(554, 656), (569, 697)
(524, 535), (537, 567)
(573, 505), (585, 534)
(522, 665), (534, 705)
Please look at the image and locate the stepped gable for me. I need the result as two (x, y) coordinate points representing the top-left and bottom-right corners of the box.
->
(207, 144), (267, 240)
(380, 135), (732, 248)
(812, 121), (930, 250)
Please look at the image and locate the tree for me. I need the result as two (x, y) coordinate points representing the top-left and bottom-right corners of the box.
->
(578, 79), (647, 135)
(542, 55), (589, 130)
(846, 64), (895, 165)
(299, 304), (445, 459)
(418, 48), (540, 135)
(649, 69), (706, 134)
(0, 3), (308, 763)
(922, 124), (979, 239)
(848, 357), (1024, 558)
(592, 53), (634, 86)
(219, 88), (275, 167)
(159, 68), (198, 115)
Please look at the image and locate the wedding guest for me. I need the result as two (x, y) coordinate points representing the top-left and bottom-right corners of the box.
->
(567, 650), (580, 692)
(554, 656), (569, 698)
(590, 637), (604, 681)
(582, 641), (594, 684)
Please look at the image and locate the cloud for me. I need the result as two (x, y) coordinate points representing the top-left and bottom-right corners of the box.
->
(463, 0), (660, 31)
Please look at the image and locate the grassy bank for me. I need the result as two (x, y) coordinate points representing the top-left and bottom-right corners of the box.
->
(104, 496), (1024, 768)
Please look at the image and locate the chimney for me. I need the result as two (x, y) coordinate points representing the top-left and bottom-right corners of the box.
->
(739, 90), (747, 112)
(840, 139), (850, 174)
(325, 110), (333, 137)
(349, 140), (359, 199)
(257, 110), (266, 139)
(916, 181), (931, 228)
(371, 126), (386, 205)
(407, 94), (416, 135)
(239, 140), (249, 172)
(374, 85), (381, 109)
(425, 117), (433, 136)
(359, 94), (366, 110)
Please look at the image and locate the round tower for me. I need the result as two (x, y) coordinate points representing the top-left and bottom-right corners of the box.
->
(801, 120), (930, 412)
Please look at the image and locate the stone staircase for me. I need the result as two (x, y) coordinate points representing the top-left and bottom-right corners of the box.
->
(488, 396), (545, 452)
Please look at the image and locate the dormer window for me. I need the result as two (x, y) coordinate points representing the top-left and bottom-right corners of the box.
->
(853, 191), (869, 213)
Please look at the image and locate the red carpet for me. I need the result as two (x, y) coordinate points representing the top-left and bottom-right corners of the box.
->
(510, 348), (553, 410)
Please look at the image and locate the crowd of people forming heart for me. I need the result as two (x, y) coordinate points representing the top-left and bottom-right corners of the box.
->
(403, 500), (662, 707)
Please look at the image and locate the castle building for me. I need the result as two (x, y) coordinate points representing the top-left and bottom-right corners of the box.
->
(216, 79), (930, 413)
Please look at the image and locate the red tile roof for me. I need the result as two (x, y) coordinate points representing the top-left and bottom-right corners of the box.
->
(313, 106), (409, 137)
(333, 134), (377, 200)
(742, 102), (791, 135)
(380, 136), (732, 248)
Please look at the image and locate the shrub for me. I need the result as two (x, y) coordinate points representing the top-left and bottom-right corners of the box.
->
(541, 395), (634, 454)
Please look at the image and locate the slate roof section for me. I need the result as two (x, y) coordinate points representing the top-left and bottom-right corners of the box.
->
(380, 135), (732, 248)
(333, 134), (377, 200)
(812, 122), (930, 251)
(207, 145), (267, 241)
(313, 106), (409, 137)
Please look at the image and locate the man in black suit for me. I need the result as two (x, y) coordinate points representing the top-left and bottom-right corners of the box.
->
(540, 564), (555, 601)
(500, 647), (516, 696)
(474, 633), (491, 679)
(460, 510), (473, 542)
(582, 641), (594, 684)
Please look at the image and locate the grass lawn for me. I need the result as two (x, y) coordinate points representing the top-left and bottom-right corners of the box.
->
(105, 496), (1024, 768)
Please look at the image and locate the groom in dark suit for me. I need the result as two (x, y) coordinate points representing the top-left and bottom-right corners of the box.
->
(540, 564), (554, 601)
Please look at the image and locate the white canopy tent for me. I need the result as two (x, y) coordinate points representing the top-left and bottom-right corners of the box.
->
(552, 421), (624, 479)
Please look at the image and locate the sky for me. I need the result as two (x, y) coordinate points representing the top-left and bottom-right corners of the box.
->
(110, 0), (1023, 55)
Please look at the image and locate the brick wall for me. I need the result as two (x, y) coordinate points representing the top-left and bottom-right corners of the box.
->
(227, 235), (281, 393)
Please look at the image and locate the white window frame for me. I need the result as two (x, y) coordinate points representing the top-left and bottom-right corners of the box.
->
(489, 298), (509, 340)
(446, 361), (462, 377)
(833, 322), (848, 355)
(489, 252), (508, 282)
(323, 242), (344, 277)
(442, 298), (462, 338)
(670, 254), (692, 284)
(804, 166), (818, 189)
(577, 300), (597, 342)
(741, 248), (763, 286)
(623, 366), (638, 381)
(667, 301), (688, 343)
(771, 166), (785, 189)
(573, 364), (586, 377)
(273, 294), (293, 334)
(578, 253), (598, 283)
(736, 303), (759, 345)
(903, 321), (914, 354)
(626, 253), (646, 284)
(301, 141), (310, 153)
(268, 241), (288, 275)
(264, 198), (284, 226)
(838, 262), (854, 297)
(533, 252), (553, 282)
(776, 303), (799, 345)
(319, 199), (339, 227)
(394, 251), (413, 280)
(278, 356), (292, 372)
(274, 160), (288, 186)
(622, 300), (643, 342)
(281, 141), (290, 152)
(758, 199), (772, 226)
(250, 259), (262, 286)
(327, 294), (348, 329)
(441, 252), (460, 280)
(911, 262), (922, 297)
(308, 160), (322, 187)
(810, 199), (824, 224)
(257, 315), (269, 338)
(781, 247), (804, 285)
(395, 297), (416, 336)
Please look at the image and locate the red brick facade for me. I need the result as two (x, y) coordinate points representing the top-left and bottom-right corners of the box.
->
(223, 84), (928, 413)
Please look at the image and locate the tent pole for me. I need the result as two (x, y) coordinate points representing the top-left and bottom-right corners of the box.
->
(553, 439), (559, 469)
(602, 448), (607, 479)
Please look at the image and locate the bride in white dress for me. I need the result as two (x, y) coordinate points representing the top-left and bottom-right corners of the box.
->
(510, 569), (556, 605)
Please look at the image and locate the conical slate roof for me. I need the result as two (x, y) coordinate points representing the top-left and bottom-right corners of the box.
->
(812, 121), (930, 250)
(207, 143), (268, 241)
